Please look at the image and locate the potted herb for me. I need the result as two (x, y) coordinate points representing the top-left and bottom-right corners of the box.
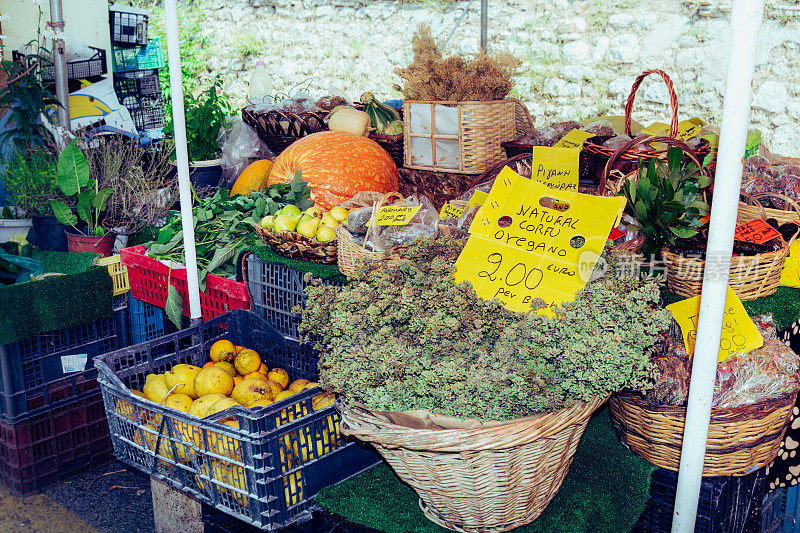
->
(300, 236), (671, 531)
(49, 141), (115, 256)
(1, 149), (55, 243)
(163, 77), (232, 190)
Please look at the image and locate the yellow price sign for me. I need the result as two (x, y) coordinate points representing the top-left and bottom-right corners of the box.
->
(666, 287), (764, 362)
(780, 241), (800, 288)
(553, 129), (594, 150)
(368, 205), (422, 226)
(466, 190), (489, 208)
(453, 167), (626, 314)
(641, 118), (707, 140)
(531, 146), (580, 192)
(440, 203), (464, 220)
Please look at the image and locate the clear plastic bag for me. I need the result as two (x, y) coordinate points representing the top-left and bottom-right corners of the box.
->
(217, 117), (273, 189)
(344, 193), (439, 251)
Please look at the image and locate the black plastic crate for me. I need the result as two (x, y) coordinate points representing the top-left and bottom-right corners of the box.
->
(0, 391), (112, 495)
(632, 467), (765, 533)
(246, 255), (344, 340)
(119, 93), (166, 132)
(114, 69), (161, 99)
(0, 307), (128, 423)
(12, 46), (107, 82)
(109, 4), (149, 46)
(203, 505), (384, 533)
(96, 310), (381, 531)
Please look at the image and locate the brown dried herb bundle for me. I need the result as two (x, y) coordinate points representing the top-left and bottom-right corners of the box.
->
(394, 25), (519, 101)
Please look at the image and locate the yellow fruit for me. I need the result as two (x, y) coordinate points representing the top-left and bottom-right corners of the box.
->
(258, 363), (268, 375)
(284, 471), (303, 508)
(206, 397), (241, 420)
(194, 367), (235, 397)
(231, 379), (273, 407)
(249, 397), (275, 409)
(304, 382), (319, 390)
(131, 389), (147, 399)
(233, 376), (244, 385)
(262, 380), (284, 396)
(243, 371), (267, 381)
(267, 368), (290, 390)
(229, 159), (273, 197)
(162, 393), (193, 412)
(209, 340), (236, 363)
(315, 226), (336, 242)
(234, 348), (261, 375)
(235, 345), (245, 354)
(273, 390), (296, 403)
(312, 392), (335, 411)
(320, 213), (338, 229)
(202, 361), (215, 369)
(213, 361), (237, 377)
(188, 393), (227, 418)
(143, 374), (170, 403)
(329, 205), (348, 223)
(164, 364), (202, 398)
(288, 379), (310, 393)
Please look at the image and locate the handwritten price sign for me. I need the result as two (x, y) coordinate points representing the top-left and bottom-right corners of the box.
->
(553, 129), (594, 150)
(666, 287), (763, 362)
(641, 117), (707, 140)
(734, 219), (780, 244)
(440, 203), (464, 220)
(369, 205), (422, 226)
(531, 147), (579, 192)
(453, 167), (626, 314)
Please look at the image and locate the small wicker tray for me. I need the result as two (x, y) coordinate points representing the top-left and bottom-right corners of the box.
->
(242, 106), (328, 155)
(610, 392), (798, 477)
(252, 223), (337, 264)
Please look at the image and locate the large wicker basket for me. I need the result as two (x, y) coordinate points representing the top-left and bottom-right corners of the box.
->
(339, 396), (607, 533)
(661, 241), (793, 301)
(609, 392), (798, 477)
(241, 106), (328, 155)
(581, 69), (711, 182)
(403, 98), (533, 175)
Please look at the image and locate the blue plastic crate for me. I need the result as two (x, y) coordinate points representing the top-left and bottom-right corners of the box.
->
(0, 308), (127, 423)
(762, 485), (800, 533)
(129, 297), (166, 345)
(96, 310), (381, 531)
(245, 254), (344, 340)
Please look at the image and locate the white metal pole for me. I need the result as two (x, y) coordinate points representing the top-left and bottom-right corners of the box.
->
(671, 0), (764, 531)
(164, 0), (202, 322)
(49, 0), (70, 130)
(480, 0), (488, 53)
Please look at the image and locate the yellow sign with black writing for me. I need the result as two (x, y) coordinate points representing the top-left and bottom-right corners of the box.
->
(369, 205), (422, 226)
(530, 146), (580, 192)
(641, 117), (707, 140)
(553, 129), (594, 150)
(466, 190), (489, 208)
(453, 167), (626, 314)
(666, 287), (763, 362)
(440, 203), (464, 220)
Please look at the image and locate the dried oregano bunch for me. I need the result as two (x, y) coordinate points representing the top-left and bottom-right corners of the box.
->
(394, 25), (519, 101)
(299, 236), (671, 420)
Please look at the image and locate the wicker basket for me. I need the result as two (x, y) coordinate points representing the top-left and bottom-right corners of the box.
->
(339, 396), (607, 532)
(662, 238), (793, 301)
(738, 192), (800, 226)
(242, 106), (328, 155)
(369, 133), (403, 168)
(582, 69), (711, 182)
(252, 223), (337, 264)
(609, 392), (798, 477)
(335, 191), (404, 277)
(403, 98), (533, 174)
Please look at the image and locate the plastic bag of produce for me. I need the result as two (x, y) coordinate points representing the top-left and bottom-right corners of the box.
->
(218, 117), (273, 189)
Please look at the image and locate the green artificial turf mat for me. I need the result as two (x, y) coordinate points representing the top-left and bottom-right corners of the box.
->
(316, 407), (655, 533)
(248, 245), (348, 283)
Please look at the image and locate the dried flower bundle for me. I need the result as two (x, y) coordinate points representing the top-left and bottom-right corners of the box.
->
(394, 25), (520, 102)
(300, 236), (671, 420)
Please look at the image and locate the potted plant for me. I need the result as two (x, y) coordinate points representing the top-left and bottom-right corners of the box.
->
(49, 140), (115, 256)
(299, 236), (671, 531)
(163, 76), (232, 190)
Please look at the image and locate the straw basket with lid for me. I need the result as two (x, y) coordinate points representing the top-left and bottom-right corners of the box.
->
(339, 396), (607, 532)
(581, 69), (712, 182)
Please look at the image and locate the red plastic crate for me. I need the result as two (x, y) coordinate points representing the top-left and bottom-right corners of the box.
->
(0, 392), (112, 495)
(120, 246), (250, 321)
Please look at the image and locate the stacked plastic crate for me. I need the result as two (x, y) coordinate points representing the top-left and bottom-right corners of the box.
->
(109, 3), (167, 136)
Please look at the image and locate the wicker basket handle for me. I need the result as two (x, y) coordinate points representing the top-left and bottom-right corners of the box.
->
(743, 191), (800, 218)
(363, 191), (406, 248)
(624, 69), (679, 138)
(597, 135), (702, 196)
(509, 98), (534, 138)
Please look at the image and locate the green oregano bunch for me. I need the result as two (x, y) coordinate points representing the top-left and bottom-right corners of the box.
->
(299, 236), (671, 420)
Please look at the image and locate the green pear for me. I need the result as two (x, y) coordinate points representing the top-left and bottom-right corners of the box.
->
(297, 217), (321, 239)
(278, 205), (302, 217)
(274, 214), (299, 232)
(315, 226), (337, 241)
(259, 215), (275, 229)
(320, 213), (338, 229)
(304, 206), (323, 218)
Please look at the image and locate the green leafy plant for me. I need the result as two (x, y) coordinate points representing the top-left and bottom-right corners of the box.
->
(163, 77), (232, 162)
(49, 141), (113, 236)
(2, 149), (60, 218)
(619, 147), (711, 257)
(300, 236), (672, 420)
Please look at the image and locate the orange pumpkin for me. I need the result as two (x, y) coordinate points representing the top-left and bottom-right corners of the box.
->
(267, 131), (398, 210)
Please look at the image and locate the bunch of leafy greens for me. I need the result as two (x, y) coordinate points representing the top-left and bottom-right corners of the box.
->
(146, 173), (313, 327)
(619, 147), (711, 257)
(163, 76), (232, 162)
(2, 149), (60, 218)
(300, 236), (672, 420)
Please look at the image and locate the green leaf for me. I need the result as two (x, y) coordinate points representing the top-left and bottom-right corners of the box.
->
(254, 197), (266, 217)
(165, 284), (183, 330)
(157, 229), (176, 244)
(206, 241), (239, 275)
(93, 188), (113, 211)
(49, 200), (77, 227)
(669, 226), (698, 238)
(634, 200), (648, 221)
(56, 141), (90, 196)
(77, 189), (95, 224)
(697, 174), (712, 189)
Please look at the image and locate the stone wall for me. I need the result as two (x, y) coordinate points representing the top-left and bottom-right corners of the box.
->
(197, 0), (800, 156)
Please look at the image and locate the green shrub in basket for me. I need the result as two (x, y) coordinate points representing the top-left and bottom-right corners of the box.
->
(299, 236), (672, 420)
